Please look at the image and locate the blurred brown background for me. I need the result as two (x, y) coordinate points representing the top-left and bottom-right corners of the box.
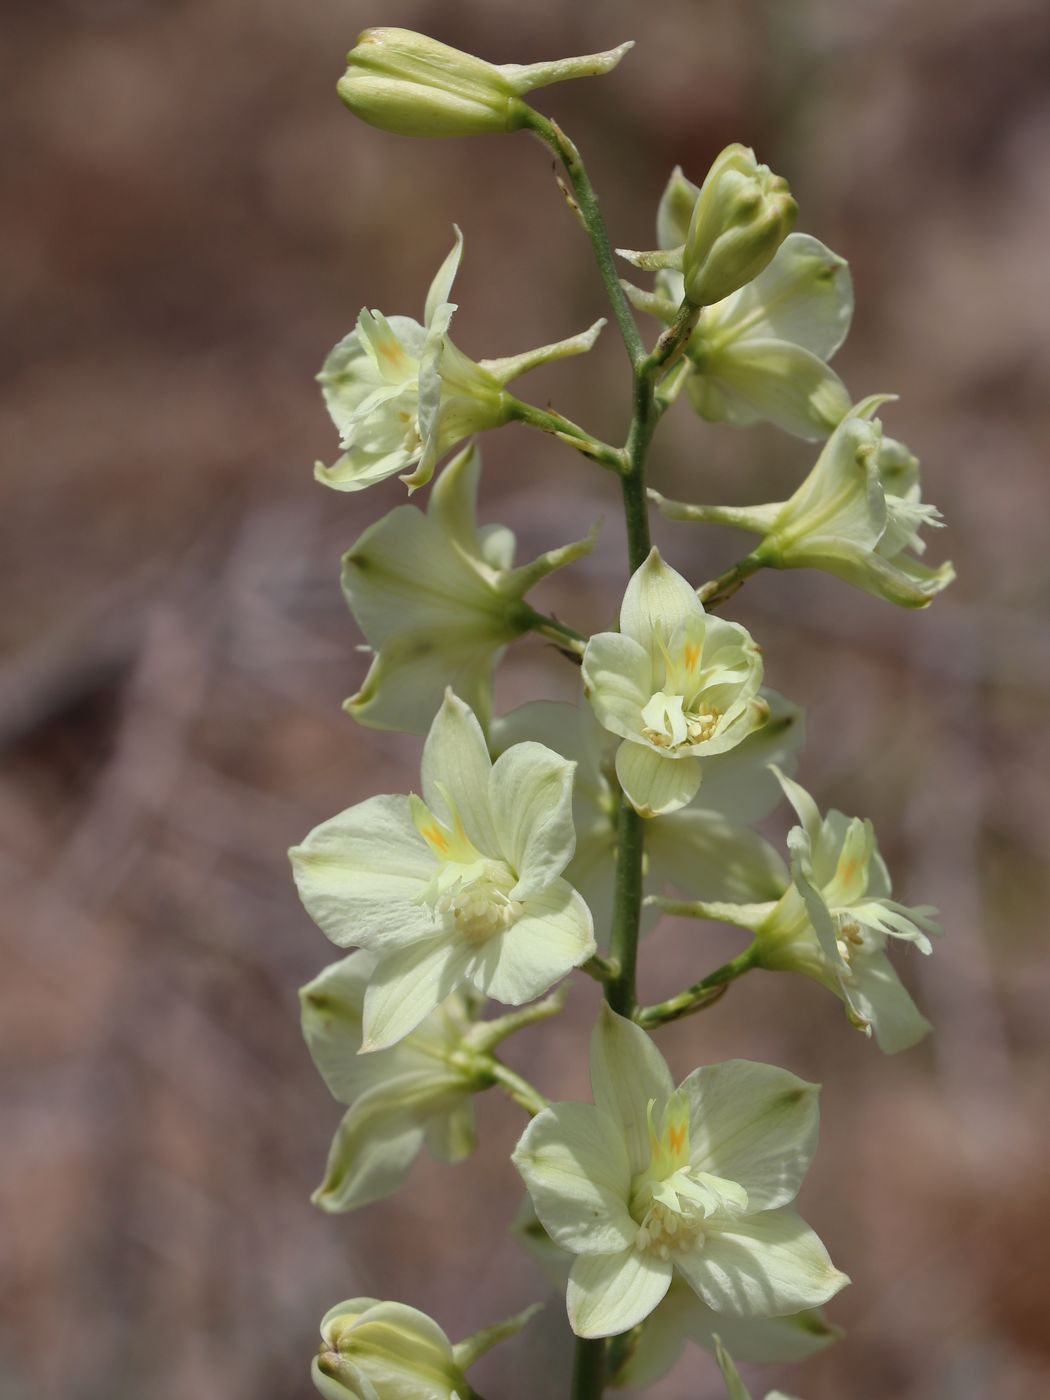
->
(2, 0), (1049, 1397)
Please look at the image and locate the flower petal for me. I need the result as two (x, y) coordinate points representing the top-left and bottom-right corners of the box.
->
(682, 1061), (820, 1210)
(512, 1102), (636, 1255)
(468, 881), (595, 1005)
(727, 232), (854, 360)
(290, 794), (436, 951)
(312, 1080), (438, 1213)
(362, 937), (475, 1051)
(845, 949), (932, 1054)
(424, 226), (464, 326)
(346, 628), (501, 737)
(581, 631), (651, 739)
(694, 340), (851, 441)
(677, 1207), (849, 1318)
(616, 740), (702, 817)
(421, 691), (499, 855)
(489, 742), (577, 896)
(567, 1248), (673, 1337)
(589, 1004), (675, 1175)
(648, 809), (788, 904)
(619, 548), (706, 650)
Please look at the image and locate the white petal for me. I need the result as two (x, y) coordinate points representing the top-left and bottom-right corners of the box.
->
(728, 232), (853, 360)
(489, 741), (577, 896)
(619, 548), (706, 650)
(846, 949), (932, 1054)
(424, 226), (464, 326)
(677, 1207), (849, 1318)
(567, 1248), (673, 1338)
(648, 810), (788, 904)
(512, 1102), (636, 1255)
(468, 882), (594, 1005)
(682, 1061), (820, 1211)
(589, 1004), (674, 1174)
(700, 341), (852, 441)
(346, 628), (500, 738)
(426, 440), (484, 556)
(616, 740), (702, 817)
(421, 691), (499, 855)
(581, 631), (651, 739)
(362, 937), (474, 1051)
(290, 794), (436, 950)
(697, 693), (805, 825)
(312, 1079), (441, 1213)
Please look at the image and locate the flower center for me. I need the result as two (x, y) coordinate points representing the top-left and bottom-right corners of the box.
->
(634, 1196), (707, 1260)
(432, 861), (523, 943)
(640, 690), (721, 750)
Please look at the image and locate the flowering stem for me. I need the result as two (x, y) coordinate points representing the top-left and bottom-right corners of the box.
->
(605, 793), (645, 1016)
(636, 943), (760, 1027)
(522, 606), (587, 656)
(485, 1058), (550, 1118)
(698, 553), (765, 610)
(523, 110), (646, 370)
(581, 952), (620, 983)
(571, 1337), (607, 1400)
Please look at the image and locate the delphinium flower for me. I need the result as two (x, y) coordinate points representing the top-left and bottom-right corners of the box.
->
(316, 226), (605, 492)
(653, 396), (954, 608)
(623, 164), (854, 439)
(291, 691), (595, 1050)
(342, 441), (595, 732)
(493, 691), (802, 937)
(582, 549), (768, 816)
(513, 1005), (848, 1338)
(655, 768), (940, 1053)
(300, 950), (484, 1212)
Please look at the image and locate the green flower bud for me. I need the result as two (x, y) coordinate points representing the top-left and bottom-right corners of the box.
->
(312, 1298), (466, 1400)
(682, 144), (797, 306)
(338, 27), (632, 139)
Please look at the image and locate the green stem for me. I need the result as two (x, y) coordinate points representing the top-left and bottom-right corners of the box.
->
(523, 110), (645, 369)
(485, 1059), (550, 1118)
(571, 1338), (606, 1400)
(698, 554), (765, 610)
(605, 796), (644, 1015)
(521, 606), (587, 656)
(510, 398), (626, 473)
(636, 944), (759, 1028)
(581, 952), (620, 983)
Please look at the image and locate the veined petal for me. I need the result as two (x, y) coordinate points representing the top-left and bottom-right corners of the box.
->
(346, 628), (502, 737)
(844, 948), (932, 1054)
(582, 632), (651, 739)
(694, 341), (851, 441)
(468, 881), (594, 1004)
(723, 232), (854, 360)
(290, 794), (436, 951)
(681, 1061), (820, 1211)
(695, 692), (805, 825)
(315, 444), (417, 493)
(567, 1248), (673, 1337)
(616, 740), (702, 817)
(426, 440), (485, 557)
(590, 1005), (675, 1174)
(362, 937), (475, 1051)
(619, 548), (706, 651)
(312, 1078), (445, 1213)
(489, 742), (577, 896)
(512, 1102), (635, 1255)
(678, 1207), (848, 1317)
(421, 691), (499, 855)
(648, 810), (789, 904)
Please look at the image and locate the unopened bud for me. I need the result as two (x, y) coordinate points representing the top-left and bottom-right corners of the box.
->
(683, 144), (797, 306)
(338, 27), (632, 139)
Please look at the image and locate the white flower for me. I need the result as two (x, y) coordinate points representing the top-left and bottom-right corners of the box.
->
(582, 549), (768, 816)
(512, 1006), (848, 1338)
(659, 769), (940, 1053)
(492, 691), (802, 940)
(653, 396), (954, 609)
(343, 441), (595, 733)
(300, 951), (483, 1212)
(290, 691), (595, 1050)
(514, 1199), (840, 1389)
(316, 227), (604, 493)
(624, 166), (854, 440)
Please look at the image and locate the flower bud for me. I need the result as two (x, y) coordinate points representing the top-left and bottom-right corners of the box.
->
(312, 1298), (466, 1400)
(338, 28), (633, 139)
(682, 144), (797, 306)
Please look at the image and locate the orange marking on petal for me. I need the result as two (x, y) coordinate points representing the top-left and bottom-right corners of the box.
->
(668, 1123), (687, 1155)
(683, 642), (701, 671)
(423, 825), (449, 854)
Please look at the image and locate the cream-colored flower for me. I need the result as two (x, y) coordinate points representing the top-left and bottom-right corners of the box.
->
(316, 227), (604, 492)
(582, 549), (768, 816)
(343, 442), (595, 733)
(513, 1006), (847, 1338)
(291, 692), (594, 1050)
